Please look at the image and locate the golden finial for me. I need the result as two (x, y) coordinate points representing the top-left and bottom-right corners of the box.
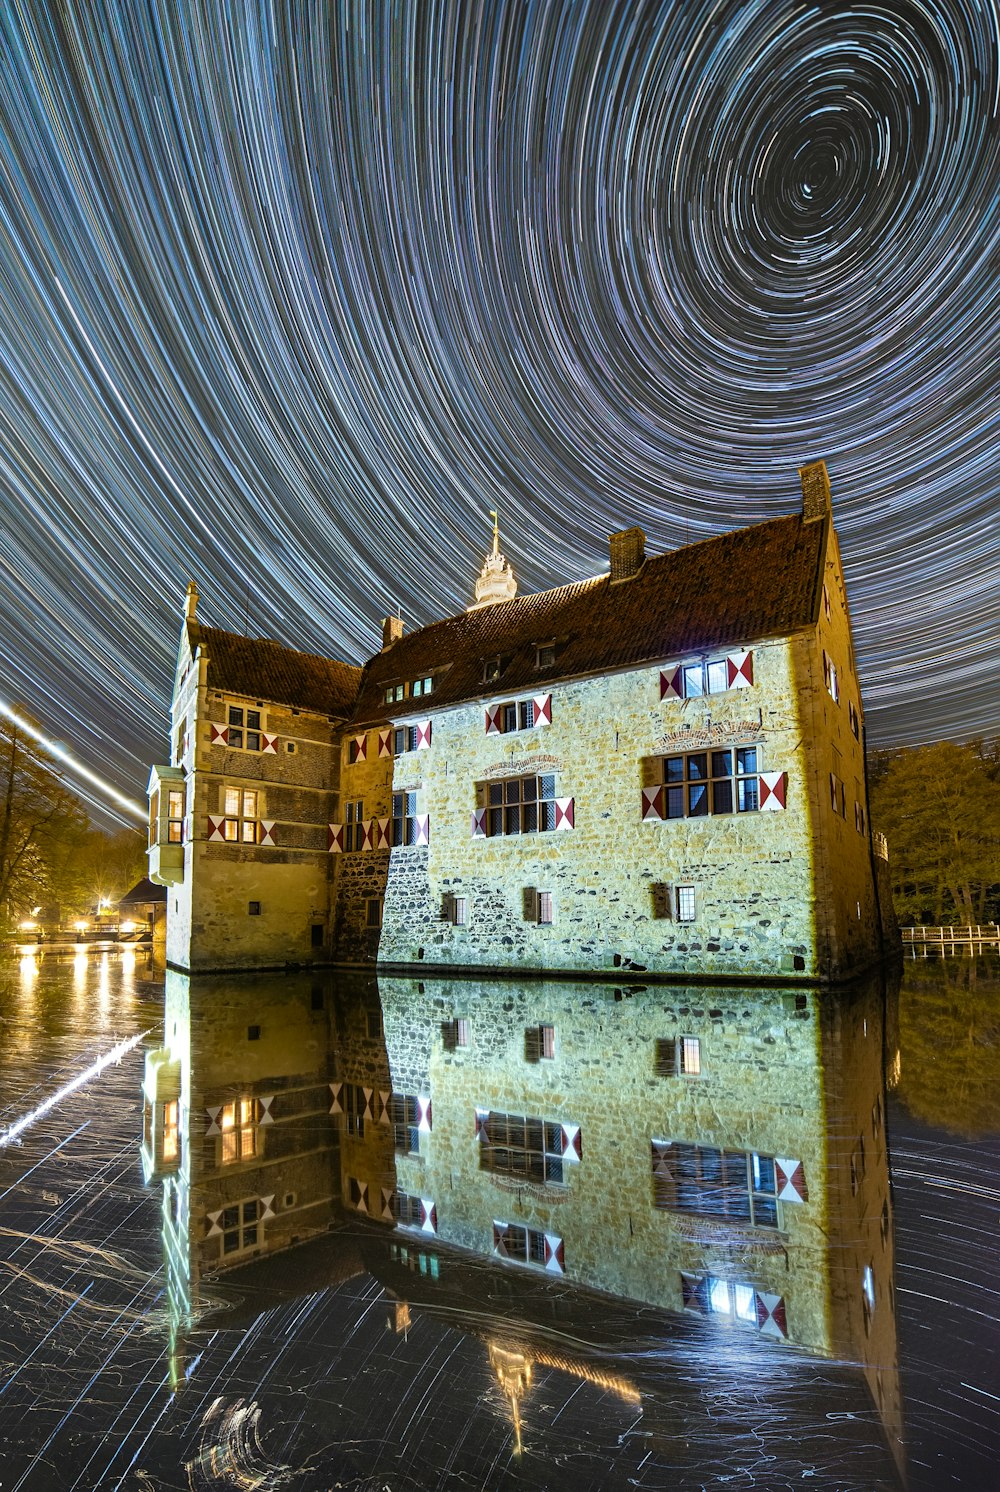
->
(489, 509), (500, 556)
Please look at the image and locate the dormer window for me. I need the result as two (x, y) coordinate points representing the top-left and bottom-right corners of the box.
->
(483, 656), (503, 684)
(384, 683), (405, 704)
(411, 676), (433, 697)
(536, 643), (556, 668)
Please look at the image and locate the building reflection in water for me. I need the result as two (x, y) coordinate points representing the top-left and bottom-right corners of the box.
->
(141, 966), (905, 1483)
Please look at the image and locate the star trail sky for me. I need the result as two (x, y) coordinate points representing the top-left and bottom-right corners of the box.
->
(0, 1), (997, 824)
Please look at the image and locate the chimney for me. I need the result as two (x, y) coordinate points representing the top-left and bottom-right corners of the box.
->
(183, 580), (199, 621)
(798, 460), (831, 521)
(381, 615), (404, 649)
(609, 526), (646, 582)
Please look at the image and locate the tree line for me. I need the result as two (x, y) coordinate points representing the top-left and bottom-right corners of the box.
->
(869, 738), (1000, 927)
(0, 712), (146, 935)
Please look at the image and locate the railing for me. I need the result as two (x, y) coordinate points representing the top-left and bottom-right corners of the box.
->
(901, 925), (1000, 956)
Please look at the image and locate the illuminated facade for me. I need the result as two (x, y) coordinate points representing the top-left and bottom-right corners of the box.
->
(148, 460), (892, 981)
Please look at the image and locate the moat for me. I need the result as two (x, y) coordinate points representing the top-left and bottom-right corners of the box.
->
(0, 948), (996, 1490)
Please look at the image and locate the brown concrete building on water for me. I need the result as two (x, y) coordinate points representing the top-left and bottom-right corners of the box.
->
(147, 460), (894, 982)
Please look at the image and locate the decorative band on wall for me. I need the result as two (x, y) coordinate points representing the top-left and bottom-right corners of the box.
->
(654, 722), (763, 752)
(480, 753), (562, 779)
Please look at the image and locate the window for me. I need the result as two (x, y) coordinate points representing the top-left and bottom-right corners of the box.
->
(223, 787), (259, 842)
(248, 902), (261, 916)
(822, 651), (840, 703)
(830, 773), (846, 817)
(442, 1017), (469, 1050)
(162, 1100), (179, 1162)
(311, 923), (324, 947)
(228, 706), (263, 751)
(450, 896), (467, 926)
(344, 799), (363, 852)
(690, 1275), (760, 1326)
(390, 1094), (421, 1155)
(651, 1142), (780, 1228)
(676, 885), (697, 922)
(655, 1036), (701, 1076)
(247, 1024), (260, 1040)
(174, 717), (187, 764)
(220, 1099), (258, 1163)
(849, 699), (860, 739)
(525, 1024), (555, 1061)
(872, 1095), (882, 1138)
(393, 1191), (424, 1227)
(537, 890), (553, 925)
(854, 800), (866, 834)
(823, 583), (832, 621)
(479, 1112), (569, 1184)
(536, 643), (556, 668)
(862, 1264), (876, 1328)
(366, 898), (383, 928)
(851, 1134), (866, 1195)
(221, 1198), (260, 1255)
(392, 791), (417, 846)
(164, 788), (185, 843)
(682, 658), (730, 697)
(393, 724), (421, 754)
(411, 676), (433, 697)
(384, 683), (405, 704)
(348, 735), (365, 763)
(344, 1084), (367, 1137)
(481, 773), (557, 835)
(148, 790), (159, 849)
(495, 1221), (548, 1266)
(662, 749), (759, 818)
(880, 1199), (890, 1249)
(483, 656), (503, 684)
(495, 700), (536, 733)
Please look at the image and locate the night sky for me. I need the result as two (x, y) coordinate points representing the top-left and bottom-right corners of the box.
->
(0, 2), (997, 826)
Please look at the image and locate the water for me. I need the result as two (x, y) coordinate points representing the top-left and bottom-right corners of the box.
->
(0, 948), (996, 1490)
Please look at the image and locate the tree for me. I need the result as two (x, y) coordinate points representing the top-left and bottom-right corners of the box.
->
(0, 713), (88, 931)
(869, 741), (1000, 925)
(895, 957), (1000, 1139)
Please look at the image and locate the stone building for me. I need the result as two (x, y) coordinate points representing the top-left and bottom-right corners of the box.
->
(148, 460), (891, 981)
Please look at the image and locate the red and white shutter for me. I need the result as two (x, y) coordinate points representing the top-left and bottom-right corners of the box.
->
(361, 1088), (374, 1122)
(259, 820), (276, 846)
(759, 771), (787, 811)
(378, 729), (393, 759)
(206, 1209), (223, 1238)
(420, 1199), (437, 1234)
(328, 823), (344, 852)
(543, 1234), (565, 1273)
(416, 719), (432, 750)
(641, 786), (666, 822)
(207, 815), (226, 842)
(361, 820), (374, 851)
(352, 733), (368, 762)
(681, 1273), (707, 1314)
(472, 808), (488, 838)
(726, 650), (754, 688)
(261, 733), (278, 754)
(493, 1220), (509, 1256)
(755, 1291), (788, 1339)
(560, 1123), (581, 1162)
(377, 1091), (391, 1125)
(205, 1105), (222, 1137)
(660, 666), (683, 700)
(775, 1158), (808, 1203)
(260, 1194), (276, 1221)
(329, 1082), (343, 1115)
(554, 798), (575, 830)
(376, 818), (391, 850)
(475, 1109), (490, 1143)
(352, 1180), (369, 1214)
(485, 704), (502, 735)
(533, 694), (552, 727)
(380, 1186), (395, 1222)
(258, 1096), (275, 1126)
(210, 723), (229, 746)
(417, 1096), (433, 1133)
(414, 814), (430, 846)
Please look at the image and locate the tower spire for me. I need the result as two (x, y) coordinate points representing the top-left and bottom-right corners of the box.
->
(470, 509), (517, 609)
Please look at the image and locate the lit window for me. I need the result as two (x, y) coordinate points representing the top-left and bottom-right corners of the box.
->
(662, 749), (759, 818)
(675, 657), (736, 697)
(525, 1024), (555, 1061)
(652, 1141), (780, 1228)
(479, 1112), (571, 1184)
(220, 1098), (258, 1164)
(228, 706), (263, 751)
(450, 896), (467, 926)
(676, 885), (697, 922)
(655, 1036), (701, 1076)
(393, 724), (421, 754)
(493, 699), (537, 732)
(162, 1100), (179, 1162)
(223, 787), (259, 842)
(495, 1221), (550, 1267)
(167, 789), (185, 843)
(480, 773), (557, 835)
(537, 891), (553, 925)
(862, 1263), (876, 1324)
(411, 676), (433, 697)
(221, 1198), (260, 1255)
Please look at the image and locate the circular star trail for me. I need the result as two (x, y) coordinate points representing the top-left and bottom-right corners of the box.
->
(0, 1), (997, 819)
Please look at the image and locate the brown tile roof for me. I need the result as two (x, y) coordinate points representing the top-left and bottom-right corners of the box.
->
(194, 626), (362, 718)
(351, 512), (826, 723)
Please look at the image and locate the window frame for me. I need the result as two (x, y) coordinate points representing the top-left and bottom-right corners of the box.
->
(392, 790), (417, 846)
(219, 1097), (258, 1165)
(344, 799), (364, 852)
(479, 1111), (569, 1185)
(222, 786), (260, 843)
(166, 788), (185, 844)
(661, 748), (760, 820)
(220, 1197), (261, 1257)
(227, 704), (265, 753)
(652, 1141), (781, 1230)
(480, 772), (557, 836)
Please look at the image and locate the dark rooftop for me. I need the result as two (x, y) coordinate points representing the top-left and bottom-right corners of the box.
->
(193, 625), (363, 718)
(351, 511), (826, 723)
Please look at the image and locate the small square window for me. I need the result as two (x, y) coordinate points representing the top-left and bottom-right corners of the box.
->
(247, 1024), (260, 1040)
(536, 643), (556, 668)
(311, 923), (324, 948)
(248, 901), (261, 916)
(442, 1017), (469, 1050)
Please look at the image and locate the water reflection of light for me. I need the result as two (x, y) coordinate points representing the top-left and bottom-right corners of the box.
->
(120, 946), (136, 991)
(0, 1029), (150, 1149)
(73, 950), (89, 995)
(19, 952), (38, 985)
(97, 953), (111, 1014)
